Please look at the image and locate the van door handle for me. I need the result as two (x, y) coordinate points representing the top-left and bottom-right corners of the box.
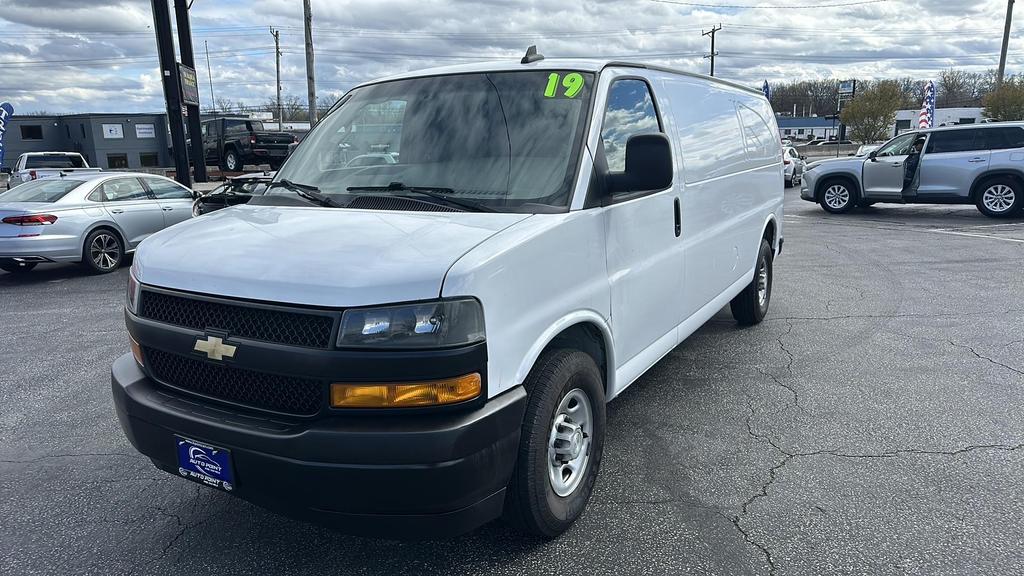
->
(968, 158), (986, 163)
(673, 197), (681, 237)
(110, 208), (124, 214)
(891, 162), (903, 167)
(162, 206), (174, 211)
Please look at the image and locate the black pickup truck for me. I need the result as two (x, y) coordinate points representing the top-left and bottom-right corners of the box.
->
(201, 118), (295, 172)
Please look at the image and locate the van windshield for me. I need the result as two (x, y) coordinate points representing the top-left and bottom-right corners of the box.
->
(270, 71), (594, 213)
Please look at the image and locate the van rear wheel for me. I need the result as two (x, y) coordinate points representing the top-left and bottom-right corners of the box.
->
(731, 239), (773, 326)
(504, 349), (606, 538)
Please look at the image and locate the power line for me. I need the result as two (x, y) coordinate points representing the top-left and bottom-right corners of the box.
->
(652, 0), (888, 8)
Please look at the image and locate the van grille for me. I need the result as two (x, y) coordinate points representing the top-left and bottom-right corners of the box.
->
(144, 347), (323, 416)
(139, 290), (335, 349)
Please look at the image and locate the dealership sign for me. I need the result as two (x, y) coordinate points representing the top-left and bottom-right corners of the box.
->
(0, 102), (13, 167)
(178, 64), (201, 107)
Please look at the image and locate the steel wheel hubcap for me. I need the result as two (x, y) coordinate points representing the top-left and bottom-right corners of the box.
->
(547, 388), (594, 497)
(757, 257), (769, 307)
(982, 185), (1015, 213)
(824, 185), (850, 209)
(90, 234), (119, 270)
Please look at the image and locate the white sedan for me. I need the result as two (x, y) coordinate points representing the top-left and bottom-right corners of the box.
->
(0, 172), (195, 274)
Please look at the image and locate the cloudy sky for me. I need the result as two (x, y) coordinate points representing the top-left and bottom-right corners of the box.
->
(0, 0), (1019, 114)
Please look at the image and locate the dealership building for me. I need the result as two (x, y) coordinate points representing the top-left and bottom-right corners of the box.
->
(1, 113), (171, 171)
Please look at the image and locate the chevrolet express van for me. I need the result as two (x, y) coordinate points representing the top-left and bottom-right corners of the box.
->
(112, 54), (784, 539)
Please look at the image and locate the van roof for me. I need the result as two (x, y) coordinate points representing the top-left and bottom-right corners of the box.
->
(358, 58), (763, 97)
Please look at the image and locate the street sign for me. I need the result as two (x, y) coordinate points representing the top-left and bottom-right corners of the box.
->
(839, 80), (856, 96)
(178, 63), (201, 107)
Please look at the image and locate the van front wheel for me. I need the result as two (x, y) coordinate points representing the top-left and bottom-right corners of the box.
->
(731, 239), (773, 326)
(504, 349), (606, 538)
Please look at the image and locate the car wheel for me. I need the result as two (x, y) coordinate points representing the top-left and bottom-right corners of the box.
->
(223, 149), (241, 172)
(976, 177), (1022, 218)
(785, 177), (793, 188)
(0, 259), (37, 274)
(81, 229), (123, 274)
(819, 178), (856, 214)
(504, 348), (606, 539)
(730, 239), (773, 326)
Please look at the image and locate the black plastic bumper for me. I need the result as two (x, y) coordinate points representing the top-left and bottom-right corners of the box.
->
(111, 354), (527, 538)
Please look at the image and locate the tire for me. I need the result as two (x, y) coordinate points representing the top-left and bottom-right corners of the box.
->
(0, 259), (37, 274)
(730, 239), (773, 326)
(785, 177), (793, 188)
(223, 149), (242, 172)
(975, 176), (1023, 218)
(504, 349), (606, 539)
(81, 229), (123, 274)
(818, 178), (857, 214)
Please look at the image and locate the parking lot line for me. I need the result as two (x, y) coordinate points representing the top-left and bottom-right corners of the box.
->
(925, 229), (1024, 244)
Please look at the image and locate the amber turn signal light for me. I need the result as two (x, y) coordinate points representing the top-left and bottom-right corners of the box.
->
(331, 373), (481, 408)
(129, 335), (144, 367)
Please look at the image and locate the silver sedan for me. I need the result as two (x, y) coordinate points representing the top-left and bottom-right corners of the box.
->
(0, 172), (195, 274)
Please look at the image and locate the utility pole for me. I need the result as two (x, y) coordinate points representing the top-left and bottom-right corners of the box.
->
(702, 24), (722, 77)
(997, 0), (1015, 86)
(303, 0), (318, 125)
(150, 0), (190, 187)
(271, 27), (283, 132)
(205, 40), (216, 113)
(173, 0), (206, 182)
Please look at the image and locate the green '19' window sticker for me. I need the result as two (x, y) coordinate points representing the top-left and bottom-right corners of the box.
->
(543, 72), (585, 98)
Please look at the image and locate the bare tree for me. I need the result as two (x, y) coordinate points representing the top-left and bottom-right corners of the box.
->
(840, 81), (903, 144)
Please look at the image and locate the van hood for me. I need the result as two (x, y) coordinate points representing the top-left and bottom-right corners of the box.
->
(135, 205), (531, 307)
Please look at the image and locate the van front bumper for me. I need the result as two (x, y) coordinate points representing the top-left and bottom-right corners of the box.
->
(111, 354), (527, 538)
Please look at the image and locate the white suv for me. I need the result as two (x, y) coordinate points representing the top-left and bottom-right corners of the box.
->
(111, 56), (785, 539)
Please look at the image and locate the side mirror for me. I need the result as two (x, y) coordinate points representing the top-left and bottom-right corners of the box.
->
(799, 155), (806, 161)
(606, 133), (674, 197)
(868, 150), (878, 160)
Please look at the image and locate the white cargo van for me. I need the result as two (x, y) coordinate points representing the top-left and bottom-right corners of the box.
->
(112, 53), (784, 539)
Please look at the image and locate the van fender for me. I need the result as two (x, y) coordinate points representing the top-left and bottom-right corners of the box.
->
(513, 310), (616, 397)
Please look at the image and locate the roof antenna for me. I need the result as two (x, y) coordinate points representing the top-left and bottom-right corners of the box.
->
(521, 45), (544, 64)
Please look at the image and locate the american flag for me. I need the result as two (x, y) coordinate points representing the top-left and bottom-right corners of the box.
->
(918, 81), (935, 129)
(762, 80), (771, 101)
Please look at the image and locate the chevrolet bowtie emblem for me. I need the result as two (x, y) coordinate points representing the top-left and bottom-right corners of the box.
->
(194, 336), (236, 361)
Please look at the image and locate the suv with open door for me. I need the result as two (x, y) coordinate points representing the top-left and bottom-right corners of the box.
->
(801, 123), (1024, 217)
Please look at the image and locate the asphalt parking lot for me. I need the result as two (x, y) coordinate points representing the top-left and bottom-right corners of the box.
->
(2, 189), (1023, 576)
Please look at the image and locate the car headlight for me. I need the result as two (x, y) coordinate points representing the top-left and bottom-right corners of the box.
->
(126, 266), (141, 314)
(338, 298), (484, 349)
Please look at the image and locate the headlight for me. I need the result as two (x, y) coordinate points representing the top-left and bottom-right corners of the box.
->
(338, 298), (484, 349)
(126, 266), (141, 314)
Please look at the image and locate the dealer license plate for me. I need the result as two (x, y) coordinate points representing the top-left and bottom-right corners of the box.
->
(175, 436), (235, 491)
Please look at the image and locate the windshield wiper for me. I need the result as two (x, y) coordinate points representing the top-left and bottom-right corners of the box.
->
(267, 179), (339, 208)
(346, 182), (495, 213)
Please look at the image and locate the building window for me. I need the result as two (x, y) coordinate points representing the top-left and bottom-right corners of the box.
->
(959, 117), (976, 125)
(140, 152), (159, 167)
(797, 129), (805, 135)
(784, 129), (791, 135)
(107, 154), (129, 169)
(80, 124), (87, 138)
(895, 119), (912, 132)
(20, 125), (43, 140)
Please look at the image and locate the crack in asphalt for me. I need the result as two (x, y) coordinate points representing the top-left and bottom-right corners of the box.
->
(735, 397), (1024, 575)
(0, 452), (135, 464)
(947, 340), (1024, 377)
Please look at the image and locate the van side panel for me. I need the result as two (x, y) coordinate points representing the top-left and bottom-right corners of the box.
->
(442, 211), (611, 399)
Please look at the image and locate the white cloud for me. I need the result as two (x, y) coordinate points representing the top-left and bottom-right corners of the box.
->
(0, 0), (1019, 113)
